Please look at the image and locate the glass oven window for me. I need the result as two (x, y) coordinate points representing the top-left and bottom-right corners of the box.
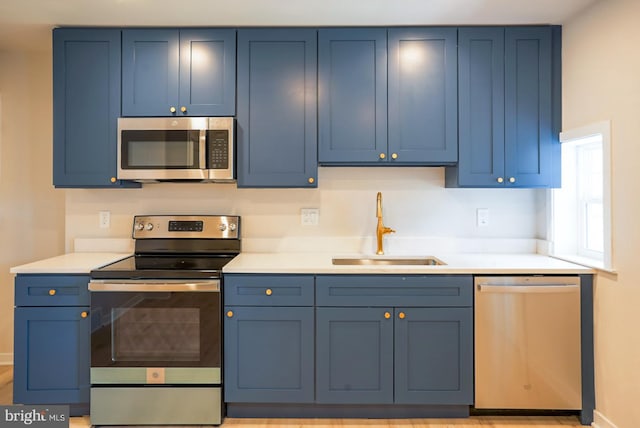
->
(121, 130), (200, 169)
(112, 307), (200, 362)
(91, 291), (220, 368)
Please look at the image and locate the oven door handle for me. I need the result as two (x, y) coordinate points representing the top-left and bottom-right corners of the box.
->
(88, 280), (220, 292)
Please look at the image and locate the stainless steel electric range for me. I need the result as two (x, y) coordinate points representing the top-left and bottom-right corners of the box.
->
(88, 214), (240, 426)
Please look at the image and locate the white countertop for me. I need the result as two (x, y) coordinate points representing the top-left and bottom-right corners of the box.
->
(223, 252), (594, 274)
(10, 252), (130, 274)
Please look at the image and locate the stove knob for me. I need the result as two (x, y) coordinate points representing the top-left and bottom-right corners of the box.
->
(145, 223), (154, 231)
(229, 223), (237, 231)
(218, 224), (227, 232)
(135, 223), (145, 231)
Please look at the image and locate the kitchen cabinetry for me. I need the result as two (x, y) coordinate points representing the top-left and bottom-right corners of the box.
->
(53, 28), (137, 188)
(318, 28), (387, 163)
(315, 275), (473, 405)
(236, 29), (318, 187)
(223, 274), (315, 403)
(121, 28), (236, 117)
(13, 274), (91, 415)
(446, 26), (561, 188)
(318, 28), (457, 165)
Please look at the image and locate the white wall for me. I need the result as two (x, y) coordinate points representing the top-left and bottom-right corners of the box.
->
(563, 0), (640, 427)
(65, 168), (541, 253)
(0, 49), (66, 361)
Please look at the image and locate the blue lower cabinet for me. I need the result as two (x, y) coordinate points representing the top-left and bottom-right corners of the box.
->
(316, 307), (394, 404)
(394, 307), (473, 404)
(316, 306), (472, 405)
(13, 306), (90, 407)
(224, 306), (315, 403)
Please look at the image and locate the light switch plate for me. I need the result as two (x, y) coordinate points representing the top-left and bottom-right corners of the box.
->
(477, 208), (489, 227)
(301, 208), (319, 226)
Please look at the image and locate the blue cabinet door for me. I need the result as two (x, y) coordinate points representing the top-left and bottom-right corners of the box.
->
(394, 307), (473, 404)
(315, 307), (394, 404)
(122, 29), (180, 117)
(52, 28), (135, 188)
(236, 29), (318, 187)
(122, 29), (235, 117)
(318, 28), (387, 164)
(388, 28), (458, 164)
(13, 306), (90, 405)
(450, 27), (506, 187)
(178, 29), (236, 116)
(504, 26), (558, 187)
(224, 306), (314, 403)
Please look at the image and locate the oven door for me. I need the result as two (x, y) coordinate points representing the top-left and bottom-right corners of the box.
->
(89, 280), (220, 385)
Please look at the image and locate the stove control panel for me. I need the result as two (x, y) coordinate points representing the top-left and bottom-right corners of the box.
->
(132, 215), (240, 239)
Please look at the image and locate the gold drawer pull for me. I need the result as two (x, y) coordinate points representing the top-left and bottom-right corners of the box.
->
(226, 311), (234, 318)
(398, 312), (406, 320)
(384, 312), (391, 319)
(81, 311), (88, 319)
(265, 289), (273, 296)
(49, 289), (56, 296)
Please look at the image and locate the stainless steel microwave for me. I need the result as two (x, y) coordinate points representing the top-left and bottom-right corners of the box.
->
(117, 117), (235, 182)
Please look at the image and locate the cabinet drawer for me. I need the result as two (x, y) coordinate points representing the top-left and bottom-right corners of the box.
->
(15, 275), (90, 307)
(316, 275), (472, 307)
(224, 275), (314, 306)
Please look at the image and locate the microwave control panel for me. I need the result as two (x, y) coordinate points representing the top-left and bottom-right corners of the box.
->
(208, 130), (229, 170)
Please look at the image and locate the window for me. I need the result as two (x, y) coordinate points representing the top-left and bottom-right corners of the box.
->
(549, 121), (612, 271)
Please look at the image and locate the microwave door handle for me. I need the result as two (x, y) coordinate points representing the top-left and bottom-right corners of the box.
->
(199, 129), (207, 169)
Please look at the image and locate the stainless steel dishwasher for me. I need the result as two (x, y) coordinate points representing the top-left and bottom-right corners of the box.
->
(474, 276), (582, 410)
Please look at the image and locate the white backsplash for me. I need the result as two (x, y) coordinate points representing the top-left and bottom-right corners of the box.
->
(65, 167), (543, 253)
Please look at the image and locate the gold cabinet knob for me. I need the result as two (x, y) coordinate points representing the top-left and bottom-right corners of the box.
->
(226, 310), (234, 318)
(48, 289), (56, 296)
(110, 177), (117, 183)
(169, 106), (176, 113)
(391, 153), (398, 160)
(180, 106), (187, 113)
(379, 153), (386, 159)
(398, 312), (406, 319)
(81, 311), (88, 319)
(509, 177), (516, 183)
(308, 177), (315, 184)
(265, 288), (273, 296)
(497, 177), (504, 183)
(384, 312), (391, 319)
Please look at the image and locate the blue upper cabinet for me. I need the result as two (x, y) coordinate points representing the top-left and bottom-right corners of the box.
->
(446, 26), (561, 188)
(53, 28), (137, 188)
(236, 29), (318, 188)
(122, 28), (236, 117)
(318, 28), (388, 164)
(387, 28), (458, 165)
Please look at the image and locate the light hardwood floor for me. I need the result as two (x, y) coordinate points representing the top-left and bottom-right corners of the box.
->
(0, 366), (585, 427)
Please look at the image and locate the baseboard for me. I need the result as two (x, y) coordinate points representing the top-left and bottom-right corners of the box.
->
(593, 410), (618, 428)
(0, 353), (12, 365)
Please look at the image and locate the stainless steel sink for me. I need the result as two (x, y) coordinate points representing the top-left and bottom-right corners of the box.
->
(332, 256), (446, 266)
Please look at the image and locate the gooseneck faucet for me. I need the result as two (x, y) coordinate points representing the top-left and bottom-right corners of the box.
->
(376, 192), (396, 255)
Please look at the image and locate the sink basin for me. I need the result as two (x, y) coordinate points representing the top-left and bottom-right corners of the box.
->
(332, 256), (446, 266)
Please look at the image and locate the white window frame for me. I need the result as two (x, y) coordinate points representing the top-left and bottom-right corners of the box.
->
(548, 120), (613, 271)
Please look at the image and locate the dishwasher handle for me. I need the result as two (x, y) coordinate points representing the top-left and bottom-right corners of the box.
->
(477, 284), (580, 294)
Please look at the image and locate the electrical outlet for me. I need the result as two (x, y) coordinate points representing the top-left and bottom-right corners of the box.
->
(99, 211), (111, 229)
(301, 208), (319, 226)
(476, 208), (489, 227)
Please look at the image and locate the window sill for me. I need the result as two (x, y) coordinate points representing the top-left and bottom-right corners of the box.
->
(550, 254), (617, 275)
